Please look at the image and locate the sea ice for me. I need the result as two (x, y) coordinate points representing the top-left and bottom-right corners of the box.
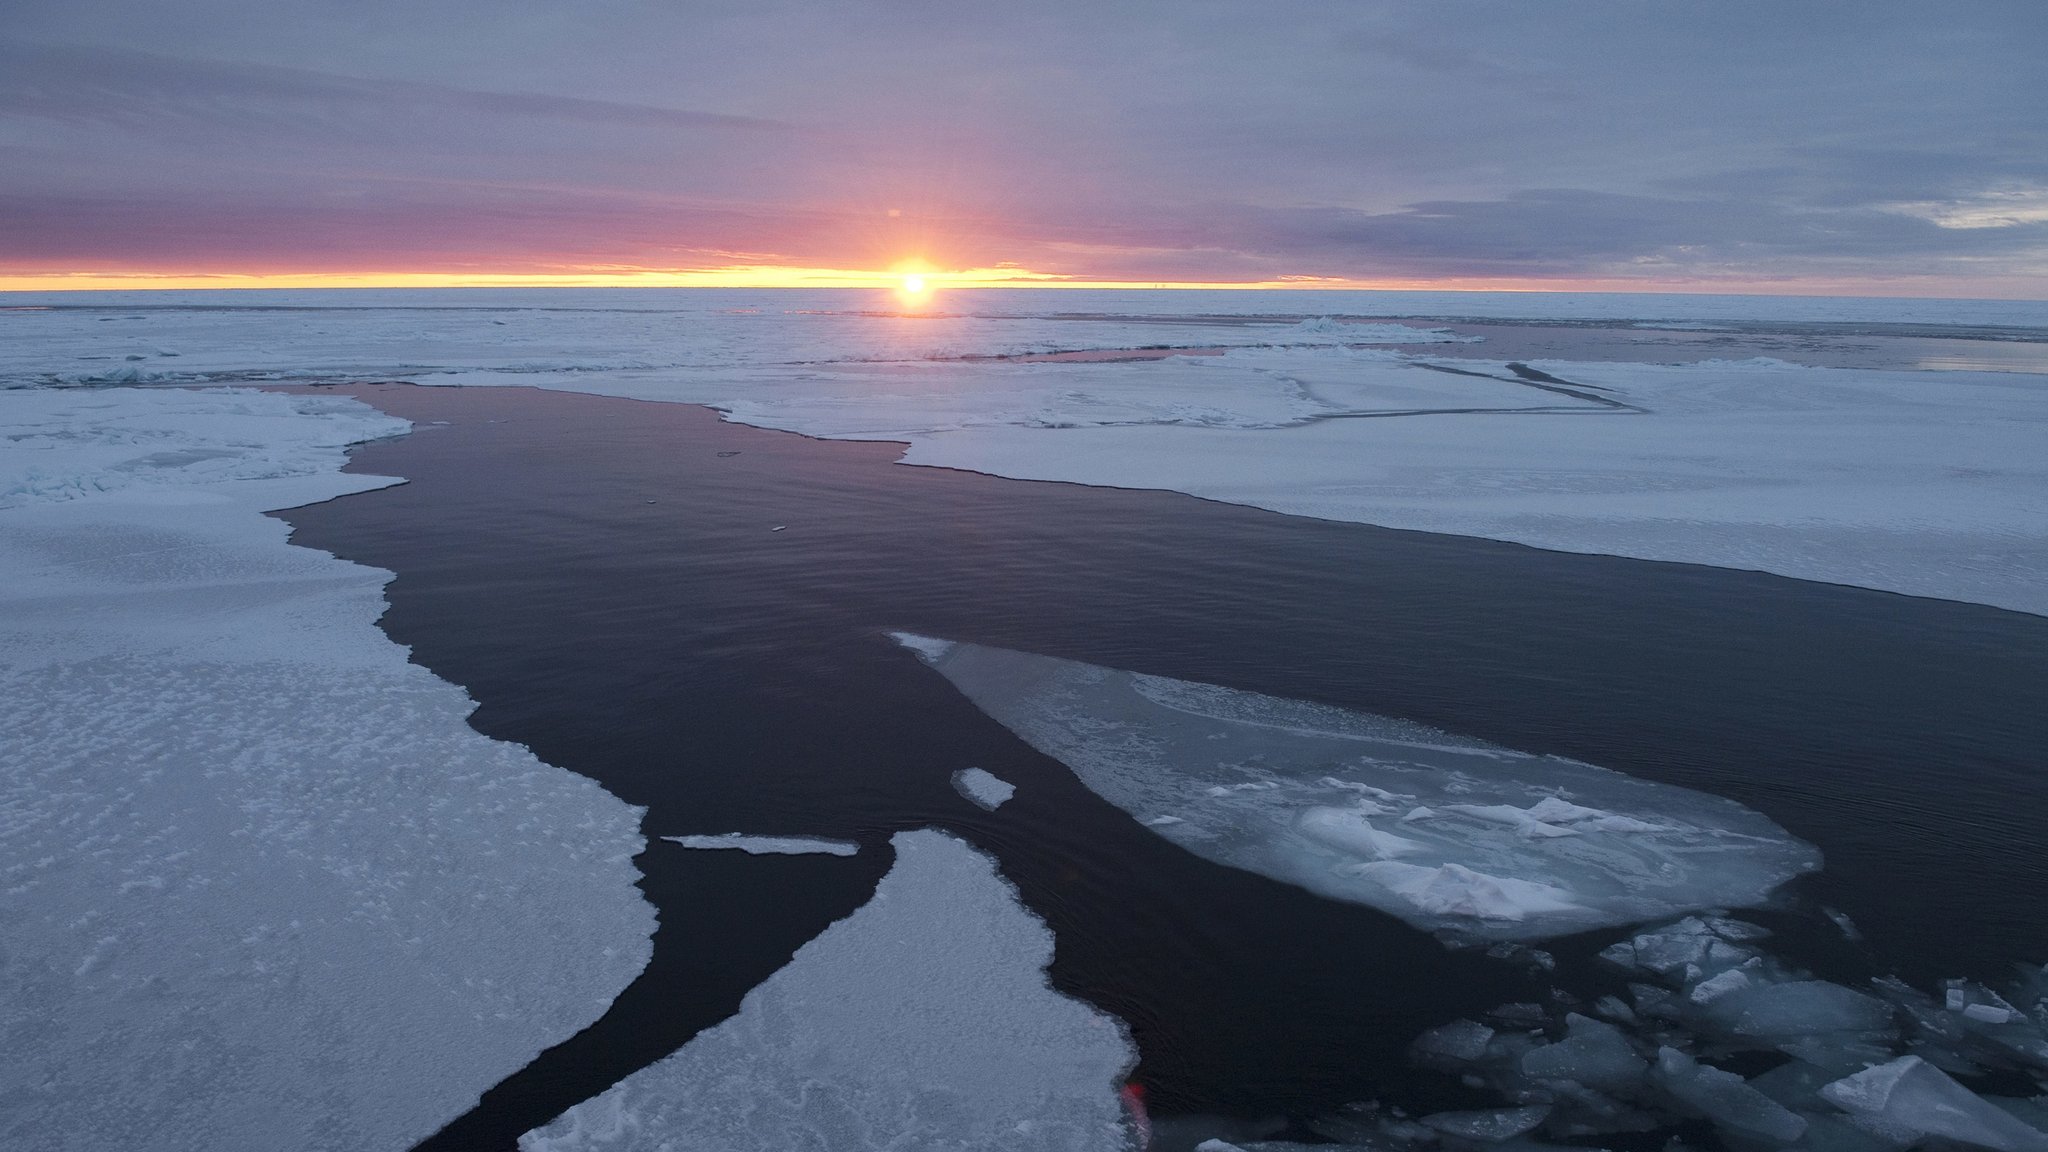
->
(1413, 1019), (1498, 1067)
(1701, 982), (1896, 1044)
(664, 833), (859, 856)
(1420, 1105), (1551, 1141)
(1520, 1014), (1648, 1092)
(6, 291), (2044, 614)
(953, 766), (1018, 810)
(0, 388), (655, 1151)
(1821, 1056), (2048, 1152)
(894, 634), (1819, 941)
(520, 830), (1137, 1151)
(1655, 1048), (1809, 1143)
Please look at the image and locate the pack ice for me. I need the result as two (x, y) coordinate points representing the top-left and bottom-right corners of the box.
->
(1366, 914), (2048, 1152)
(893, 634), (1818, 942)
(0, 388), (655, 1151)
(521, 829), (1137, 1152)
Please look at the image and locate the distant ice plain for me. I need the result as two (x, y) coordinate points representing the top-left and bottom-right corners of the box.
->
(7, 287), (2043, 615)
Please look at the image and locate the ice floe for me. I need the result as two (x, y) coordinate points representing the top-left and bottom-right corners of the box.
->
(520, 829), (1137, 1151)
(0, 387), (655, 1150)
(664, 833), (859, 856)
(895, 633), (1819, 942)
(953, 766), (1018, 810)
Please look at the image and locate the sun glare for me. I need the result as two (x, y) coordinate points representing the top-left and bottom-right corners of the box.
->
(894, 270), (936, 310)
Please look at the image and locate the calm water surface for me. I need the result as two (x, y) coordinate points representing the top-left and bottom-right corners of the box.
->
(278, 383), (2048, 1151)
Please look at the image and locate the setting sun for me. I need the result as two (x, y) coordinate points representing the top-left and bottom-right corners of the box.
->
(902, 274), (926, 294)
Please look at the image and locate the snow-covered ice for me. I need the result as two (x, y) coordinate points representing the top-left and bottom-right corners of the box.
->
(520, 829), (1137, 1152)
(664, 833), (859, 856)
(6, 288), (2044, 614)
(953, 766), (1018, 810)
(894, 633), (1819, 941)
(0, 387), (655, 1151)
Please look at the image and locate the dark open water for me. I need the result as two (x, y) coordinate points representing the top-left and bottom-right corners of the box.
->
(276, 383), (2048, 1151)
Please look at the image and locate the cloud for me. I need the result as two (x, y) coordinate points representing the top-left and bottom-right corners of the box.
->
(1, 1), (2044, 291)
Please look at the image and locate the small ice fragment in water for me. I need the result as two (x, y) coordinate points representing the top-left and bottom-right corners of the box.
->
(1420, 1105), (1550, 1141)
(769, 525), (786, 532)
(1821, 1056), (2048, 1152)
(1412, 1019), (1496, 1066)
(664, 834), (858, 856)
(952, 767), (1016, 811)
(1522, 1014), (1648, 1091)
(1825, 906), (1864, 941)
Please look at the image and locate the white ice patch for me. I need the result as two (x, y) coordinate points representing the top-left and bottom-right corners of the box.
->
(664, 833), (859, 856)
(953, 766), (1018, 810)
(520, 829), (1136, 1152)
(898, 637), (1819, 942)
(889, 629), (956, 661)
(0, 387), (656, 1151)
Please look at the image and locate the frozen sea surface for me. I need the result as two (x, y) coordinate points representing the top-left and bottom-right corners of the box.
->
(896, 635), (1819, 942)
(0, 387), (655, 1150)
(5, 287), (2044, 614)
(521, 829), (1137, 1152)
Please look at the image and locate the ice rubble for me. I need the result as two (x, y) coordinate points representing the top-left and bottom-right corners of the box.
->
(0, 388), (655, 1151)
(954, 766), (1019, 810)
(520, 830), (1137, 1152)
(1300, 913), (2048, 1152)
(895, 634), (1818, 942)
(664, 833), (859, 856)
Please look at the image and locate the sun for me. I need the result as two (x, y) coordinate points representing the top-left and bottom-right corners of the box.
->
(893, 269), (936, 309)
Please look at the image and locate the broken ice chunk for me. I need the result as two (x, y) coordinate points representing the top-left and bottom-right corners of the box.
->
(1298, 807), (1425, 860)
(951, 767), (1016, 811)
(1521, 1014), (1648, 1092)
(1655, 1048), (1808, 1143)
(1820, 1056), (2048, 1152)
(1701, 981), (1895, 1044)
(1689, 969), (1753, 1005)
(1420, 1105), (1550, 1141)
(1413, 1019), (1497, 1067)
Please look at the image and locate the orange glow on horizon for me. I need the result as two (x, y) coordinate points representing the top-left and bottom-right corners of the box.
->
(0, 263), (2034, 299)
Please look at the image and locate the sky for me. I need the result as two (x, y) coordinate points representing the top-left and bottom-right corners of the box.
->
(2, 0), (2045, 294)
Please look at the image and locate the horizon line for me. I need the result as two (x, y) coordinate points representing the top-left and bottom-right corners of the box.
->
(1, 265), (2042, 301)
